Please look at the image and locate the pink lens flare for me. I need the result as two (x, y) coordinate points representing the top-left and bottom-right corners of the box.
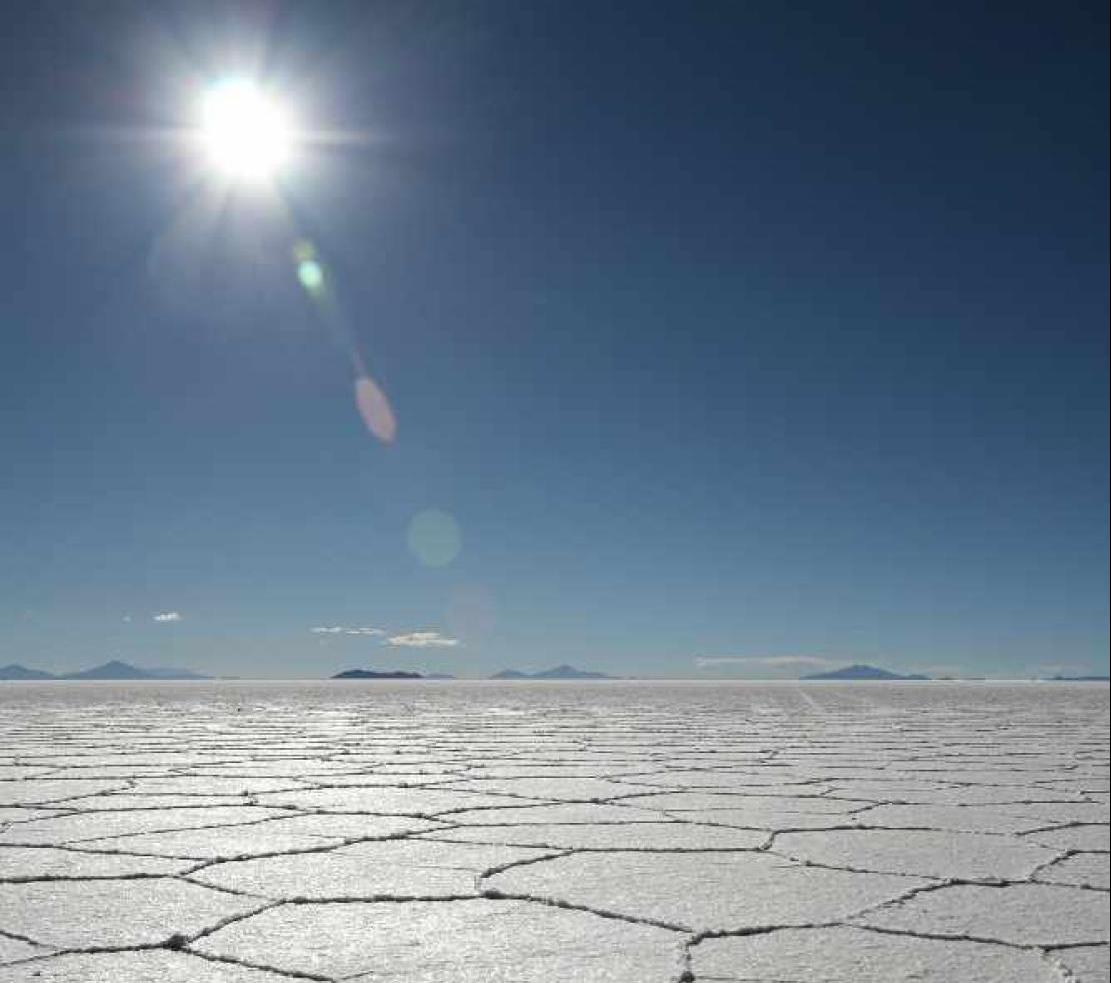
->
(355, 375), (397, 443)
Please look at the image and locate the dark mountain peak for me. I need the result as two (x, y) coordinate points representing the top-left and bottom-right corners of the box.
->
(491, 665), (614, 680)
(803, 664), (929, 681)
(0, 664), (56, 680)
(63, 660), (149, 680)
(57, 661), (210, 680)
(533, 664), (614, 679)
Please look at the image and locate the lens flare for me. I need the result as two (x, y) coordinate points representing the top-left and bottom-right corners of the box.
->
(290, 240), (397, 445)
(355, 376), (397, 444)
(297, 259), (324, 293)
(407, 510), (462, 567)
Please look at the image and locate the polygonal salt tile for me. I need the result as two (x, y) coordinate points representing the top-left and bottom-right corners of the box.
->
(194, 898), (680, 981)
(487, 851), (926, 931)
(449, 802), (663, 825)
(253, 786), (541, 815)
(0, 766), (55, 780)
(0, 846), (188, 879)
(822, 780), (959, 800)
(194, 839), (554, 899)
(624, 792), (867, 813)
(188, 761), (362, 777)
(855, 803), (1051, 834)
(0, 879), (261, 948)
(858, 883), (1110, 947)
(1051, 944), (1110, 983)
(283, 773), (457, 787)
(0, 806), (288, 845)
(1002, 802), (1110, 824)
(865, 785), (1088, 806)
(423, 821), (767, 851)
(662, 806), (861, 830)
(57, 794), (257, 811)
(438, 777), (648, 801)
(0, 949), (289, 981)
(125, 777), (306, 796)
(774, 827), (1054, 880)
(690, 925), (1062, 982)
(1034, 852), (1109, 890)
(0, 936), (49, 967)
(38, 767), (177, 780)
(248, 813), (440, 840)
(0, 807), (63, 824)
(468, 764), (644, 779)
(0, 780), (127, 806)
(617, 769), (826, 790)
(938, 769), (1073, 785)
(1027, 824), (1110, 852)
(78, 824), (343, 861)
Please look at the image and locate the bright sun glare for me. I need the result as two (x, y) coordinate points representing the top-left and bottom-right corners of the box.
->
(199, 79), (293, 181)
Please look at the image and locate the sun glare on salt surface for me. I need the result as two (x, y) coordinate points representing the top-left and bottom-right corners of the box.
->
(199, 79), (293, 181)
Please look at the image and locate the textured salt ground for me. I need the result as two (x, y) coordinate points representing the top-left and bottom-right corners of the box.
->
(0, 679), (1107, 982)
(690, 925), (1066, 982)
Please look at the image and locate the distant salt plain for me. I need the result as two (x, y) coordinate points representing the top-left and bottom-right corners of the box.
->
(0, 680), (1107, 982)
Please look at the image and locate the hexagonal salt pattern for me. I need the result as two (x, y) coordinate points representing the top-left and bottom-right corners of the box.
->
(0, 679), (1107, 981)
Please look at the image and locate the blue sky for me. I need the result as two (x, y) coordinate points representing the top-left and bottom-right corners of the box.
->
(2, 1), (1107, 679)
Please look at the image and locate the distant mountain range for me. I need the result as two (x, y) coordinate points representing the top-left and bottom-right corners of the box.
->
(0, 664), (55, 680)
(331, 665), (613, 680)
(0, 661), (210, 681)
(490, 664), (615, 680)
(802, 664), (930, 681)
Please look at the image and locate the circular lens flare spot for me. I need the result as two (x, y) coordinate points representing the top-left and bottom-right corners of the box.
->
(297, 259), (324, 293)
(407, 510), (462, 567)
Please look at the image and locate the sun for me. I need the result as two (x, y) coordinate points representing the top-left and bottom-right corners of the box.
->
(199, 78), (294, 181)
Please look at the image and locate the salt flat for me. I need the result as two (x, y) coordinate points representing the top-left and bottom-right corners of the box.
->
(0, 681), (1106, 982)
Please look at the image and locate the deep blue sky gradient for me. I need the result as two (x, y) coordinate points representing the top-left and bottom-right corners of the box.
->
(2, 1), (1107, 677)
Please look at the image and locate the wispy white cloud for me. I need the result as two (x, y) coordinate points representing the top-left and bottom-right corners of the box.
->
(386, 630), (461, 649)
(694, 655), (836, 669)
(311, 626), (384, 636)
(153, 611), (182, 623)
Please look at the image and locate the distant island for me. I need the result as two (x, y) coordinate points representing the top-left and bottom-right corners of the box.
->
(491, 664), (615, 680)
(332, 668), (424, 679)
(1047, 674), (1109, 682)
(802, 664), (930, 681)
(0, 661), (210, 681)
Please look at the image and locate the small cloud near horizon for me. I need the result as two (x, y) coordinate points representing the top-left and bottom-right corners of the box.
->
(153, 611), (182, 623)
(386, 630), (461, 649)
(311, 626), (384, 636)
